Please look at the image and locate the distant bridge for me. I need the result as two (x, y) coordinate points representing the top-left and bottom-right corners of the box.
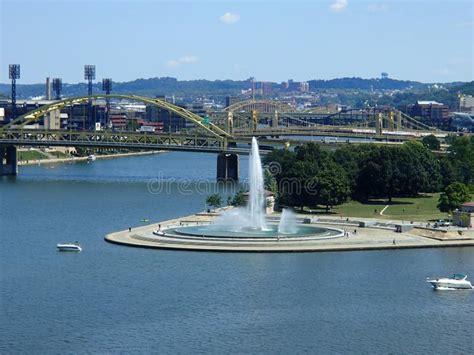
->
(0, 95), (453, 178)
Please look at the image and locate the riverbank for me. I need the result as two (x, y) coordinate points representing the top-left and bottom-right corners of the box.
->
(105, 210), (474, 253)
(18, 150), (164, 166)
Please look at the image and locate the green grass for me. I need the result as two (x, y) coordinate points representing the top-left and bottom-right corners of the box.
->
(329, 193), (451, 222)
(49, 151), (69, 158)
(17, 150), (48, 161)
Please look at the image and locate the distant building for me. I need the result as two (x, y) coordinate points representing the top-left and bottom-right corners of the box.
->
(44, 109), (61, 130)
(225, 96), (240, 108)
(109, 110), (128, 131)
(45, 77), (52, 100)
(406, 100), (449, 127)
(299, 82), (309, 93)
(459, 94), (474, 114)
(381, 72), (389, 80)
(453, 202), (474, 228)
(262, 81), (272, 95)
(145, 96), (195, 132)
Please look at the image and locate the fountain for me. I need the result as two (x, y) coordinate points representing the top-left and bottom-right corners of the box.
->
(278, 209), (297, 234)
(248, 137), (267, 230)
(162, 137), (343, 241)
(212, 137), (267, 232)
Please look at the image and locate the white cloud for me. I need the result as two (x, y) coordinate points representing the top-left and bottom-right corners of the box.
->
(367, 3), (388, 12)
(165, 55), (199, 68)
(219, 12), (240, 24)
(165, 60), (180, 68)
(179, 55), (198, 63)
(330, 0), (348, 13)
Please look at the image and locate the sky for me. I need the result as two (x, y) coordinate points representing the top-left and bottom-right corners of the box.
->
(0, 0), (473, 84)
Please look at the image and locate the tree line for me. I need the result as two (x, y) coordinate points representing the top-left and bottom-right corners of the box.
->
(263, 135), (474, 212)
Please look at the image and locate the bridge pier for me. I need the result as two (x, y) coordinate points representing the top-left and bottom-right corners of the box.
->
(272, 110), (279, 128)
(216, 153), (239, 181)
(0, 146), (18, 176)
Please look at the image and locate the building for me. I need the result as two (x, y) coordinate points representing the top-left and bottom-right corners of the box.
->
(453, 202), (474, 228)
(406, 100), (449, 126)
(44, 109), (61, 130)
(225, 96), (240, 108)
(299, 82), (309, 93)
(459, 94), (474, 114)
(262, 82), (272, 95)
(145, 96), (192, 132)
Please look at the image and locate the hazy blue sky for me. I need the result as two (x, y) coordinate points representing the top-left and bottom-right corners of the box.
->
(1, 0), (472, 84)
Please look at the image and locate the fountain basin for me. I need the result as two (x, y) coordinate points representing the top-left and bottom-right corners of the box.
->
(170, 223), (343, 240)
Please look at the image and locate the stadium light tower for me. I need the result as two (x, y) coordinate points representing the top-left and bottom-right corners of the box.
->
(102, 78), (112, 94)
(102, 78), (112, 126)
(52, 78), (62, 100)
(84, 65), (96, 128)
(9, 64), (20, 120)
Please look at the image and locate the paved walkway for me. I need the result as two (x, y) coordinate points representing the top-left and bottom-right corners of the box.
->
(105, 211), (474, 253)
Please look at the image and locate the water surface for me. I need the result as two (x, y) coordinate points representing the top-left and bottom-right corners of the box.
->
(1, 152), (473, 353)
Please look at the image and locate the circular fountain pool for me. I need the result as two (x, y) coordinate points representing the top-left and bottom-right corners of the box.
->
(168, 223), (343, 240)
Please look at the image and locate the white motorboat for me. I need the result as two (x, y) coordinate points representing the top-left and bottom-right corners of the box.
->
(87, 154), (96, 162)
(57, 243), (82, 252)
(426, 274), (473, 290)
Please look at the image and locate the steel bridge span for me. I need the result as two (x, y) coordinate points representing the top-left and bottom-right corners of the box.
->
(0, 95), (454, 179)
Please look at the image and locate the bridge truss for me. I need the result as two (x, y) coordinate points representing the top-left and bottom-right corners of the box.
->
(1, 94), (231, 139)
(0, 129), (229, 153)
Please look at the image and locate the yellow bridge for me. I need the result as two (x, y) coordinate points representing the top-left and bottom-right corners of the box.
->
(0, 95), (451, 178)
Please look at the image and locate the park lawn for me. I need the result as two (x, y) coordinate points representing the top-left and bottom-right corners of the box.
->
(331, 193), (451, 222)
(377, 193), (448, 222)
(49, 151), (69, 158)
(17, 150), (48, 161)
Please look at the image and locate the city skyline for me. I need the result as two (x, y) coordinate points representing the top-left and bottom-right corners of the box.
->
(1, 0), (473, 84)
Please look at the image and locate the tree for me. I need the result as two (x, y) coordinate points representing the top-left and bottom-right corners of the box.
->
(447, 135), (474, 185)
(264, 168), (278, 198)
(231, 189), (246, 207)
(401, 141), (441, 193)
(422, 135), (441, 150)
(439, 157), (459, 189)
(316, 168), (351, 212)
(437, 182), (470, 213)
(206, 194), (222, 211)
(271, 143), (350, 210)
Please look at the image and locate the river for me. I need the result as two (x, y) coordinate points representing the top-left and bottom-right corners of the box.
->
(1, 152), (473, 353)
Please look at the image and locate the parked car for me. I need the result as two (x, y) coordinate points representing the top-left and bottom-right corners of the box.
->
(434, 220), (450, 227)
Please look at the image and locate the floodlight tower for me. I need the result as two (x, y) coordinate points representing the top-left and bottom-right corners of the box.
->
(9, 64), (20, 120)
(84, 65), (96, 128)
(102, 78), (112, 126)
(52, 78), (62, 100)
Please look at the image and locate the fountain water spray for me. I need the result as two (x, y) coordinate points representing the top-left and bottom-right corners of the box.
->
(214, 137), (267, 231)
(278, 209), (297, 234)
(248, 137), (267, 230)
